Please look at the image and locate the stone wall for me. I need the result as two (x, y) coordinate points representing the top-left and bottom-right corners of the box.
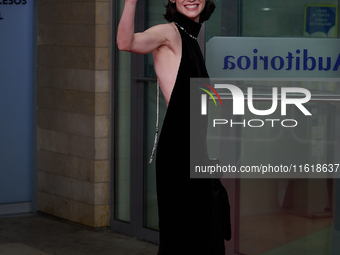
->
(37, 0), (111, 228)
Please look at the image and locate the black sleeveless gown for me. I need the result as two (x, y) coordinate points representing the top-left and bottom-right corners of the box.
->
(156, 13), (230, 255)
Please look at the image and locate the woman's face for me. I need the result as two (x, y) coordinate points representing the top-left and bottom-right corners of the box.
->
(171, 0), (206, 22)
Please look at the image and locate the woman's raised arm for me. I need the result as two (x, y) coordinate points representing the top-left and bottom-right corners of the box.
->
(117, 0), (171, 54)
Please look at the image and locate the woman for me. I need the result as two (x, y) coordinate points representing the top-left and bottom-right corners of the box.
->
(117, 1), (230, 254)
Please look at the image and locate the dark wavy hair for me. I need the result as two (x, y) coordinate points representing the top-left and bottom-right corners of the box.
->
(164, 0), (215, 23)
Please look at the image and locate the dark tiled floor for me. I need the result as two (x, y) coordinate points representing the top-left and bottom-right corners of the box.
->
(0, 214), (158, 255)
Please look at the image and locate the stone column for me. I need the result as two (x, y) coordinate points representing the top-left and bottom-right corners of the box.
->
(37, 0), (111, 228)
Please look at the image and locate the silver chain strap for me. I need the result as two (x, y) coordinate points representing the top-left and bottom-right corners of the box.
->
(148, 79), (160, 164)
(174, 22), (197, 40)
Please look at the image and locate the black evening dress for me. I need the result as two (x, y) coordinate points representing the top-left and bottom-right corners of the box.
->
(156, 13), (231, 255)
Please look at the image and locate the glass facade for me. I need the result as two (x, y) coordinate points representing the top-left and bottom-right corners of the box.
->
(241, 0), (338, 37)
(204, 0), (339, 254)
(114, 0), (340, 253)
(143, 1), (167, 231)
(239, 1), (338, 254)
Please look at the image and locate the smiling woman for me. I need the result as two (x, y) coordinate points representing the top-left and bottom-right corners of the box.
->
(117, 0), (231, 254)
(164, 0), (216, 23)
(169, 0), (206, 22)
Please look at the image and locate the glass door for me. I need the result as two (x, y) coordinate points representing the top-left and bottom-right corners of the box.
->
(205, 0), (340, 254)
(112, 0), (167, 242)
(143, 1), (168, 232)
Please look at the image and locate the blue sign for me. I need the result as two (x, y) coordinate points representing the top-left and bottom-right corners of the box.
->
(0, 0), (36, 211)
(305, 5), (338, 37)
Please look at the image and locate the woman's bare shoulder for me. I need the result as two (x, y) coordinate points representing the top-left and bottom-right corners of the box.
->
(149, 22), (179, 42)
